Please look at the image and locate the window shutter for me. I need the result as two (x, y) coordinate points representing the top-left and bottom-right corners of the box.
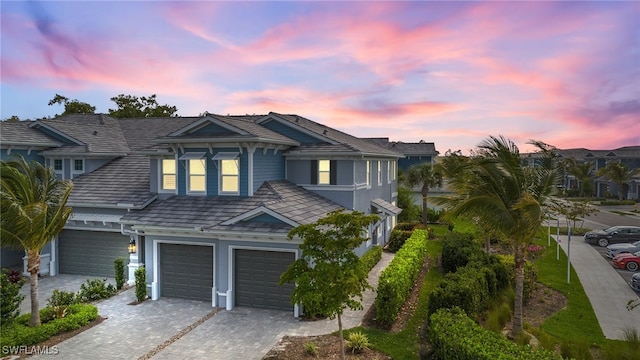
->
(330, 160), (337, 185)
(310, 160), (318, 185)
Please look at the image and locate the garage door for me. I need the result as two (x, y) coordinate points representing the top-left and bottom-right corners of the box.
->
(235, 249), (295, 311)
(58, 230), (130, 277)
(160, 243), (213, 302)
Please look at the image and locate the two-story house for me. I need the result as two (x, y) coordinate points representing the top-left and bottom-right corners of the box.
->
(0, 112), (402, 315)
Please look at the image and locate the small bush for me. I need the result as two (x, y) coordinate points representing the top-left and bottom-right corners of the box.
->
(304, 342), (318, 357)
(346, 331), (370, 354)
(441, 232), (477, 273)
(114, 258), (126, 290)
(394, 222), (418, 231)
(135, 267), (147, 302)
(77, 278), (116, 303)
(0, 269), (25, 324)
(387, 229), (413, 252)
(47, 289), (78, 307)
(360, 245), (382, 273)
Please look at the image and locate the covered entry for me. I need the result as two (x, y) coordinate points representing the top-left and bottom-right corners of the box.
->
(235, 249), (295, 311)
(58, 230), (130, 277)
(160, 243), (213, 302)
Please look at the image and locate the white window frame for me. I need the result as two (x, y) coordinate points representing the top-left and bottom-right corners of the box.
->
(159, 158), (177, 192)
(318, 160), (331, 185)
(219, 158), (240, 195)
(187, 158), (206, 195)
(377, 160), (382, 186)
(52, 158), (64, 179)
(387, 160), (392, 184)
(71, 159), (84, 178)
(366, 161), (371, 188)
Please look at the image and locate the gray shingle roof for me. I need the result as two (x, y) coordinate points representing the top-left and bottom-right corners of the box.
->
(118, 117), (203, 152)
(121, 180), (342, 233)
(268, 113), (402, 158)
(524, 146), (640, 160)
(364, 137), (438, 156)
(36, 115), (130, 154)
(0, 121), (61, 147)
(68, 155), (155, 208)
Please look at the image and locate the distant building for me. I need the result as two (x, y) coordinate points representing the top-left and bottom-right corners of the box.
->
(364, 138), (439, 172)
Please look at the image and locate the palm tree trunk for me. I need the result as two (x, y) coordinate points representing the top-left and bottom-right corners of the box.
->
(422, 186), (429, 226)
(338, 313), (345, 360)
(511, 246), (525, 337)
(27, 250), (41, 326)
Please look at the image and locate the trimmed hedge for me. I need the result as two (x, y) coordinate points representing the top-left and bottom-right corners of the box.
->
(375, 229), (428, 326)
(360, 245), (382, 273)
(428, 308), (561, 360)
(387, 229), (413, 252)
(0, 304), (98, 353)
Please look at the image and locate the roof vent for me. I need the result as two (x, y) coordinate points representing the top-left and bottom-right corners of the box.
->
(93, 131), (98, 136)
(323, 130), (328, 135)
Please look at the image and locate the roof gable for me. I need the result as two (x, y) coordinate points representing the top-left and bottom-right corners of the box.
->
(168, 116), (249, 137)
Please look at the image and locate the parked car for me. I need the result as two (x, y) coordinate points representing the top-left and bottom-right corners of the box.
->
(631, 273), (640, 292)
(584, 226), (640, 247)
(606, 240), (640, 258)
(612, 251), (640, 272)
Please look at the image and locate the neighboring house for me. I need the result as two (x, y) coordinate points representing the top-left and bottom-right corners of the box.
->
(523, 146), (640, 200)
(0, 113), (402, 315)
(365, 138), (438, 172)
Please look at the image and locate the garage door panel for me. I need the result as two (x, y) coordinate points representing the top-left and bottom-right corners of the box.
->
(235, 249), (294, 311)
(58, 230), (130, 277)
(160, 243), (213, 302)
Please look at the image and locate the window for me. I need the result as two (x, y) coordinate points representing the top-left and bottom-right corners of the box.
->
(188, 159), (206, 193)
(161, 159), (176, 191)
(387, 161), (391, 183)
(53, 159), (63, 171)
(377, 161), (382, 185)
(74, 159), (84, 172)
(318, 160), (331, 185)
(366, 161), (371, 187)
(220, 159), (239, 194)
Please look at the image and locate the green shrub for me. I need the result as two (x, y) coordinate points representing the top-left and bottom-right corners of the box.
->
(428, 307), (561, 360)
(376, 230), (428, 326)
(0, 304), (98, 354)
(600, 199), (636, 206)
(360, 245), (382, 273)
(387, 229), (413, 252)
(394, 222), (418, 231)
(428, 266), (489, 319)
(0, 269), (25, 324)
(346, 330), (370, 353)
(77, 278), (116, 303)
(135, 267), (147, 302)
(304, 342), (319, 356)
(47, 289), (78, 307)
(441, 232), (477, 273)
(114, 257), (126, 290)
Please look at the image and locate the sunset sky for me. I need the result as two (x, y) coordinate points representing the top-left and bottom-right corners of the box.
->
(1, 1), (638, 154)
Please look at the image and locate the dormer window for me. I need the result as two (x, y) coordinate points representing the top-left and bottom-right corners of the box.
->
(72, 159), (84, 178)
(311, 160), (336, 185)
(377, 161), (382, 185)
(180, 153), (207, 194)
(366, 161), (371, 188)
(53, 159), (63, 179)
(161, 159), (176, 191)
(213, 152), (240, 195)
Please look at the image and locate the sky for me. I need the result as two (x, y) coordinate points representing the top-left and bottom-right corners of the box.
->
(1, 1), (639, 154)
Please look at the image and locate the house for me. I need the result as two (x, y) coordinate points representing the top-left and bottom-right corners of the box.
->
(0, 113), (403, 315)
(364, 138), (439, 172)
(523, 146), (640, 200)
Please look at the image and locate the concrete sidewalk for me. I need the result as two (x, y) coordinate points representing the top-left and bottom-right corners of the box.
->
(556, 235), (640, 340)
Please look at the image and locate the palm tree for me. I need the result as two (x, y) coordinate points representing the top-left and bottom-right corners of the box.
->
(597, 161), (638, 200)
(566, 158), (594, 197)
(0, 155), (73, 326)
(436, 136), (559, 336)
(405, 163), (442, 226)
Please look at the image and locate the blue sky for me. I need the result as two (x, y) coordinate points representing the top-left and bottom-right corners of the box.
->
(2, 1), (638, 153)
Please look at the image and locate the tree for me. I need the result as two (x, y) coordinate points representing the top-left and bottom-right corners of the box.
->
(565, 158), (595, 197)
(2, 115), (21, 123)
(405, 163), (442, 226)
(0, 155), (73, 326)
(48, 94), (96, 115)
(436, 136), (560, 337)
(108, 94), (178, 118)
(597, 161), (639, 200)
(280, 209), (379, 360)
(548, 199), (599, 231)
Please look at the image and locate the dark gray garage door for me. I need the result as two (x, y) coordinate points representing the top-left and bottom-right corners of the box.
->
(235, 249), (295, 311)
(58, 230), (130, 277)
(160, 243), (213, 302)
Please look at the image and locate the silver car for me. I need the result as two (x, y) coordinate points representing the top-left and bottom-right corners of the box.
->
(606, 240), (640, 258)
(631, 273), (640, 292)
